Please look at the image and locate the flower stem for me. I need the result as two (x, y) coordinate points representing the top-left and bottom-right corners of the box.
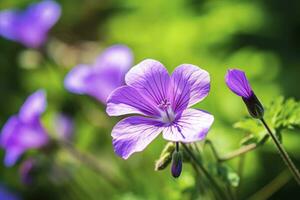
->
(260, 118), (300, 185)
(59, 140), (123, 189)
(181, 143), (227, 200)
(248, 169), (291, 200)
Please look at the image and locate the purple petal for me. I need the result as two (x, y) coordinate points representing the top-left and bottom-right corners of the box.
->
(1, 118), (48, 166)
(17, 120), (49, 148)
(106, 86), (159, 116)
(170, 64), (210, 113)
(94, 45), (133, 75)
(0, 0), (61, 48)
(125, 59), (170, 106)
(225, 69), (253, 98)
(24, 0), (61, 30)
(0, 10), (18, 40)
(19, 90), (46, 123)
(4, 147), (24, 167)
(111, 116), (163, 159)
(0, 116), (19, 148)
(0, 185), (21, 200)
(64, 64), (91, 94)
(162, 109), (214, 142)
(65, 45), (133, 104)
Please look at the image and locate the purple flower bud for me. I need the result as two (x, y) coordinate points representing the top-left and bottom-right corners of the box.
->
(225, 69), (264, 119)
(0, 0), (61, 48)
(171, 151), (183, 178)
(19, 158), (36, 185)
(0, 90), (49, 167)
(55, 114), (74, 141)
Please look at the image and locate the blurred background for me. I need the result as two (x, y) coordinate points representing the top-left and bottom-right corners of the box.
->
(0, 0), (300, 199)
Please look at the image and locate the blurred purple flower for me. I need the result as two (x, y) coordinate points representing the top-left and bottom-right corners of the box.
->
(0, 0), (61, 48)
(225, 69), (264, 118)
(0, 185), (21, 200)
(0, 90), (49, 167)
(64, 45), (133, 104)
(106, 59), (214, 159)
(55, 114), (74, 141)
(19, 158), (36, 185)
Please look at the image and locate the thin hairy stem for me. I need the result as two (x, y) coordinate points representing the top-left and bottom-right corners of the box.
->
(182, 143), (227, 200)
(59, 140), (123, 188)
(260, 118), (300, 185)
(205, 135), (269, 162)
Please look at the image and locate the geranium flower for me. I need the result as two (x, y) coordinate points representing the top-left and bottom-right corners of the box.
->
(106, 59), (214, 159)
(64, 45), (133, 104)
(0, 0), (61, 48)
(225, 69), (264, 118)
(0, 90), (49, 167)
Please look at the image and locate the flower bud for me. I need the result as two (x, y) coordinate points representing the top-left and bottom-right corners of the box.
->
(155, 142), (175, 171)
(171, 151), (183, 178)
(242, 93), (264, 119)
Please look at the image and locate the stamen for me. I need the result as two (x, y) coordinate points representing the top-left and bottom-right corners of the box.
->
(158, 99), (175, 124)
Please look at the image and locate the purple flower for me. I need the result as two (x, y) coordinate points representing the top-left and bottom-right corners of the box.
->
(106, 59), (214, 159)
(64, 45), (133, 104)
(0, 0), (61, 48)
(0, 185), (21, 200)
(54, 114), (74, 141)
(0, 90), (49, 167)
(225, 69), (264, 118)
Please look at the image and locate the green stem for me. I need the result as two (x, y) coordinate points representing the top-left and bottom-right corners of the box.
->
(59, 140), (123, 189)
(247, 170), (292, 200)
(205, 135), (269, 162)
(181, 143), (227, 200)
(260, 118), (300, 185)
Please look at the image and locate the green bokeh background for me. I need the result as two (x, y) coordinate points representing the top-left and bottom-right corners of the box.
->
(0, 0), (300, 199)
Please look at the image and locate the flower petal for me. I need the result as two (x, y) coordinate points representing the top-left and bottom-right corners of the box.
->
(170, 64), (210, 112)
(64, 64), (91, 94)
(19, 90), (46, 123)
(125, 59), (170, 106)
(0, 116), (19, 147)
(0, 10), (18, 41)
(112, 116), (163, 159)
(163, 108), (214, 142)
(17, 120), (49, 148)
(94, 45), (133, 74)
(225, 69), (253, 98)
(65, 46), (133, 104)
(4, 147), (24, 167)
(25, 0), (61, 30)
(106, 86), (159, 116)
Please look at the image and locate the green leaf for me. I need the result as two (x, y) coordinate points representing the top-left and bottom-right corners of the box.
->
(217, 165), (240, 187)
(234, 97), (300, 145)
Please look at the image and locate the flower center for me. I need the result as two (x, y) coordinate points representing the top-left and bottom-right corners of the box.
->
(158, 99), (175, 124)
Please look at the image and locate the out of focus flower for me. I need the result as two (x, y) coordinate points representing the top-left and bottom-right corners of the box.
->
(0, 185), (21, 200)
(19, 158), (36, 185)
(54, 114), (74, 141)
(106, 59), (214, 159)
(64, 45), (133, 104)
(225, 69), (264, 118)
(0, 0), (61, 48)
(0, 90), (49, 167)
